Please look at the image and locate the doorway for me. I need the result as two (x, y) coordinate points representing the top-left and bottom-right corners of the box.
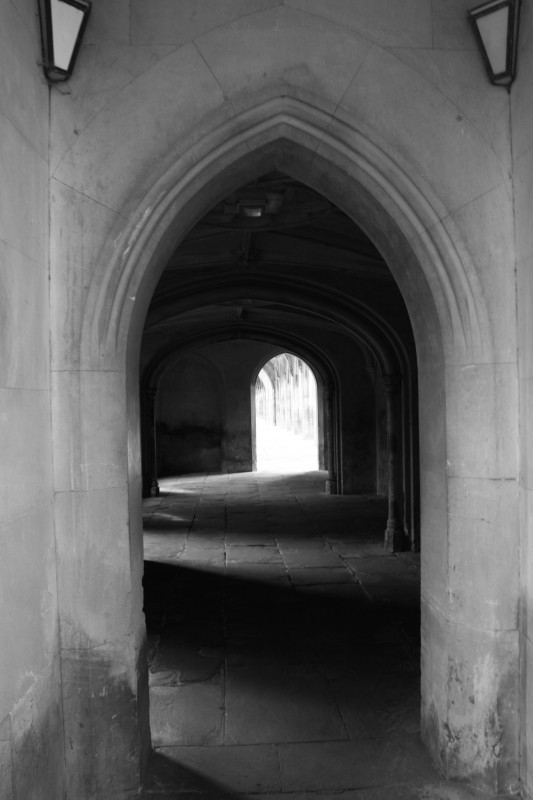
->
(254, 352), (319, 473)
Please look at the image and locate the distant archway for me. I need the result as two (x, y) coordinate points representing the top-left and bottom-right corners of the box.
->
(253, 352), (320, 473)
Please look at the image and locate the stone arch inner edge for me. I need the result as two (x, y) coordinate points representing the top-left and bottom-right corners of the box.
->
(141, 330), (342, 498)
(76, 99), (496, 788)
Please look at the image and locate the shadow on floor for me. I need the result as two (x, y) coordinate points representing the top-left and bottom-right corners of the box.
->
(141, 475), (427, 797)
(143, 560), (420, 670)
(143, 750), (240, 799)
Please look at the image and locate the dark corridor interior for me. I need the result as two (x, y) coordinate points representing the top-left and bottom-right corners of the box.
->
(139, 173), (431, 795)
(141, 471), (434, 798)
(140, 171), (419, 550)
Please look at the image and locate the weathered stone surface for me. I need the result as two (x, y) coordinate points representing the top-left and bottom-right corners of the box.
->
(246, 785), (498, 800)
(287, 0), (432, 47)
(279, 737), (438, 792)
(196, 5), (374, 114)
(226, 544), (283, 564)
(0, 6), (64, 794)
(225, 663), (346, 744)
(0, 391), (53, 526)
(0, 717), (13, 800)
(131, 0), (280, 45)
(289, 566), (354, 584)
(147, 743), (281, 794)
(11, 679), (65, 800)
(150, 681), (224, 746)
(151, 640), (223, 683)
(2, 2), (531, 797)
(61, 647), (145, 798)
(513, 7), (533, 789)
(0, 245), (50, 391)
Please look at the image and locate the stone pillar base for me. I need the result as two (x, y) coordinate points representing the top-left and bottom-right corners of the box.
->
(325, 478), (337, 494)
(384, 522), (405, 552)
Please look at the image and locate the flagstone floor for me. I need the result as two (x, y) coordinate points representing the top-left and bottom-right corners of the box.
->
(141, 471), (507, 800)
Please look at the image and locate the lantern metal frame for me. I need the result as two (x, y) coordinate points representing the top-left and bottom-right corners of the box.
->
(468, 0), (521, 89)
(37, 0), (92, 82)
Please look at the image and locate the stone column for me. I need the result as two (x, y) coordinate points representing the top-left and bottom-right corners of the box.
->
(382, 374), (404, 551)
(324, 384), (337, 494)
(142, 387), (159, 497)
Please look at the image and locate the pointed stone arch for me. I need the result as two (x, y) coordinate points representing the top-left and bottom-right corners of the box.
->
(82, 97), (489, 368)
(57, 97), (517, 796)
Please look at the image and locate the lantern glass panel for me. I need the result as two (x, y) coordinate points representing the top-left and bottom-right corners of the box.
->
(476, 5), (509, 75)
(51, 0), (85, 72)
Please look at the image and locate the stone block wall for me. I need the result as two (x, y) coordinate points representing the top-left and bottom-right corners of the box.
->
(45, 0), (522, 796)
(512, 1), (533, 795)
(0, 1), (64, 798)
(157, 353), (225, 476)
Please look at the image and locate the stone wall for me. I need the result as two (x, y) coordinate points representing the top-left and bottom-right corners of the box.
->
(0, 2), (64, 798)
(47, 1), (521, 796)
(157, 353), (225, 476)
(512, 1), (533, 795)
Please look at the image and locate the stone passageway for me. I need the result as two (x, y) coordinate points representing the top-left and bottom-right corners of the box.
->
(141, 473), (493, 799)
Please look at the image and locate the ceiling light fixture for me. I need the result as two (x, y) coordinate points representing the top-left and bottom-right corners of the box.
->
(239, 203), (266, 219)
(38, 0), (92, 82)
(468, 0), (520, 89)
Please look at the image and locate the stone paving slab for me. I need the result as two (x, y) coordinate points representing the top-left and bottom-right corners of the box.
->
(326, 666), (420, 739)
(143, 532), (189, 545)
(349, 574), (419, 607)
(330, 541), (385, 558)
(276, 538), (326, 550)
(293, 584), (368, 603)
(190, 520), (226, 531)
(150, 641), (224, 684)
(150, 680), (224, 747)
(244, 784), (507, 800)
(153, 744), (281, 794)
(225, 533), (276, 544)
(346, 555), (416, 575)
(143, 794), (226, 799)
(282, 549), (346, 568)
(179, 554), (225, 569)
(225, 615), (305, 641)
(289, 567), (354, 585)
(143, 552), (184, 565)
(186, 536), (225, 548)
(226, 544), (284, 564)
(224, 663), (347, 745)
(225, 634), (316, 667)
(172, 561), (226, 575)
(224, 563), (289, 581)
(180, 547), (225, 563)
(142, 751), (239, 798)
(278, 737), (439, 792)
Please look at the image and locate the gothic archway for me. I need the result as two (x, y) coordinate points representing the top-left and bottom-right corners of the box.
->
(61, 99), (514, 795)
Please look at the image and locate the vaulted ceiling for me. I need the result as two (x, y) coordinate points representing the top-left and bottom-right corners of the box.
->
(141, 172), (415, 379)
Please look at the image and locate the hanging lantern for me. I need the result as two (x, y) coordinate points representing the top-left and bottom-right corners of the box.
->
(38, 0), (92, 82)
(468, 0), (520, 88)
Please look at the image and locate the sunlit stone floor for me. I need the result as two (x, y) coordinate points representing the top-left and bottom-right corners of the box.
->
(141, 472), (506, 800)
(255, 419), (318, 472)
